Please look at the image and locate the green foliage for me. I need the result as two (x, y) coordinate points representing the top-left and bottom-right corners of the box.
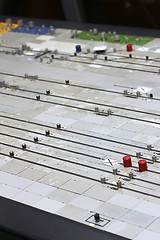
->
(76, 31), (154, 46)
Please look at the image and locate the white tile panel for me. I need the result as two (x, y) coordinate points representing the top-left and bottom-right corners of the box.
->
(25, 182), (56, 196)
(70, 195), (103, 211)
(34, 198), (66, 213)
(107, 193), (142, 209)
(133, 201), (160, 217)
(134, 229), (160, 240)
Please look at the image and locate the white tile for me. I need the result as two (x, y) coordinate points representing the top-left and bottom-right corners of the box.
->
(39, 170), (70, 187)
(12, 190), (42, 206)
(34, 198), (66, 213)
(0, 171), (13, 183)
(60, 178), (95, 194)
(0, 171), (33, 189)
(121, 210), (156, 228)
(48, 189), (78, 204)
(107, 193), (142, 209)
(133, 201), (160, 217)
(18, 167), (48, 181)
(0, 160), (29, 174)
(84, 184), (116, 201)
(56, 205), (89, 221)
(147, 218), (160, 233)
(0, 184), (21, 198)
(70, 195), (103, 211)
(134, 229), (160, 240)
(6, 175), (34, 189)
(36, 35), (54, 41)
(25, 182), (56, 196)
(106, 220), (143, 239)
(95, 202), (129, 219)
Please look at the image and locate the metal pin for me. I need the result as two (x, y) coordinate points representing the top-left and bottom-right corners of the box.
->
(136, 152), (142, 158)
(107, 109), (112, 115)
(100, 177), (106, 183)
(56, 124), (61, 129)
(34, 137), (39, 143)
(65, 80), (70, 85)
(124, 90), (128, 96)
(46, 90), (50, 95)
(36, 95), (40, 100)
(25, 73), (28, 79)
(45, 130), (50, 136)
(147, 144), (152, 150)
(129, 171), (134, 179)
(113, 168), (117, 175)
(22, 144), (27, 150)
(95, 107), (99, 113)
(136, 91), (140, 97)
(117, 180), (122, 188)
(9, 151), (14, 157)
(152, 154), (157, 162)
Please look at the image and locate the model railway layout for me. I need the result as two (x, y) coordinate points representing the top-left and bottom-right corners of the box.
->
(0, 19), (160, 240)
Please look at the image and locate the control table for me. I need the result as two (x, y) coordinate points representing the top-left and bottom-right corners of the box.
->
(0, 18), (160, 240)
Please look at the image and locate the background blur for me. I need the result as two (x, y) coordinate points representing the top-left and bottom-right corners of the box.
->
(0, 0), (160, 29)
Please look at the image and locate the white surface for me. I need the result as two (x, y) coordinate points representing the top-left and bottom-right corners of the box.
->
(34, 198), (66, 213)
(107, 193), (142, 209)
(93, 46), (107, 52)
(134, 229), (160, 240)
(25, 182), (56, 196)
(133, 201), (160, 217)
(70, 195), (103, 211)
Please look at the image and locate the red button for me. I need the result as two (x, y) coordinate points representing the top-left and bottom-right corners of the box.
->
(123, 156), (132, 167)
(126, 44), (132, 52)
(138, 160), (147, 172)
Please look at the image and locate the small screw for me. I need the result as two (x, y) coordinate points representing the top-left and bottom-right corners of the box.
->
(34, 137), (39, 143)
(22, 144), (27, 150)
(9, 151), (14, 157)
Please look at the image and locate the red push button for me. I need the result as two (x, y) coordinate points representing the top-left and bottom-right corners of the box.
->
(138, 160), (147, 172)
(123, 156), (132, 167)
(126, 44), (132, 52)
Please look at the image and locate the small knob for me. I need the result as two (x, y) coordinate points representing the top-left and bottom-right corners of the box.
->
(94, 213), (100, 222)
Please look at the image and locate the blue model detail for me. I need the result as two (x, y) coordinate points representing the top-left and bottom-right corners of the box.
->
(11, 25), (52, 35)
(75, 45), (82, 53)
